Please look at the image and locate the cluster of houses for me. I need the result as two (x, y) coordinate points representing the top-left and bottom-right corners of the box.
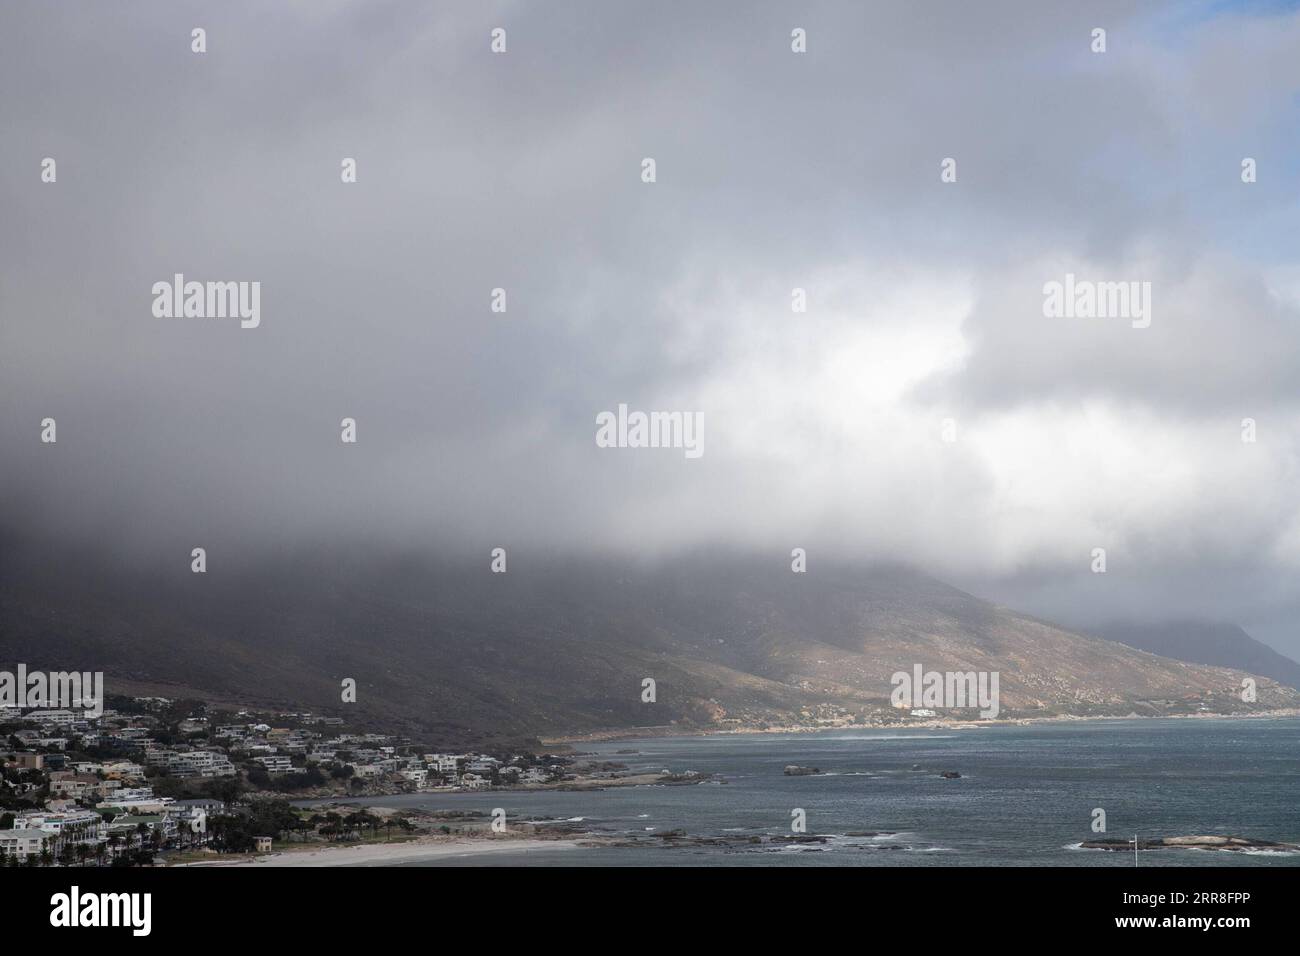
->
(0, 772), (209, 864)
(1, 694), (569, 863)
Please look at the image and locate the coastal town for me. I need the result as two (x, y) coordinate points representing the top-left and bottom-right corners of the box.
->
(0, 694), (610, 866)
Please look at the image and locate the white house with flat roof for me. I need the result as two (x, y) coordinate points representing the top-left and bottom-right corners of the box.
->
(0, 829), (50, 860)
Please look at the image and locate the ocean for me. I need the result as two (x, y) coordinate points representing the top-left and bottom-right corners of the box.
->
(306, 717), (1300, 866)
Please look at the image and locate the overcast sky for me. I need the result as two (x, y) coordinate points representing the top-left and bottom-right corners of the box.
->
(2, 1), (1299, 654)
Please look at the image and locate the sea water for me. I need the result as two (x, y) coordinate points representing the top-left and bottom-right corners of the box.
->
(304, 717), (1300, 867)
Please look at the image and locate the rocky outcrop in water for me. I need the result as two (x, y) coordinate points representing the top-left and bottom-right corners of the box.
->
(1081, 835), (1299, 852)
(784, 765), (821, 776)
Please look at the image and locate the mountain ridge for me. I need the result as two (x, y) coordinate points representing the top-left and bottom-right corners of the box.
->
(1098, 619), (1300, 692)
(2, 539), (1295, 745)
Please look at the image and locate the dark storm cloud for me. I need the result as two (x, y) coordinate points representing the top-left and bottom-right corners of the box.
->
(2, 1), (1299, 652)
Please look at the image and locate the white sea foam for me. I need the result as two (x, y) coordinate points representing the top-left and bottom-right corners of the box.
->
(1234, 847), (1299, 856)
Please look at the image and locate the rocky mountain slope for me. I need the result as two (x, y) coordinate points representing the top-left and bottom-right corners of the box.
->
(1099, 620), (1300, 692)
(2, 538), (1294, 745)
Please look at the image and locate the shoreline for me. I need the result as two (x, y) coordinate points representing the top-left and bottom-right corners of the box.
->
(542, 708), (1300, 745)
(175, 836), (589, 867)
(167, 718), (1300, 866)
(287, 771), (708, 803)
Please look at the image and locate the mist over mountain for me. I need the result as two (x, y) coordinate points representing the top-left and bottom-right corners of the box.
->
(0, 3), (1298, 748)
(4, 1), (1300, 665)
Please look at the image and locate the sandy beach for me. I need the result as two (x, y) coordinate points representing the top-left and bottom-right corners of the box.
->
(179, 837), (587, 867)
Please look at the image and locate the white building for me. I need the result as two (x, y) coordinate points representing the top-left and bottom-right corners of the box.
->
(424, 754), (463, 775)
(14, 809), (104, 844)
(255, 755), (295, 774)
(27, 709), (79, 727)
(176, 750), (236, 777)
(0, 829), (50, 860)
